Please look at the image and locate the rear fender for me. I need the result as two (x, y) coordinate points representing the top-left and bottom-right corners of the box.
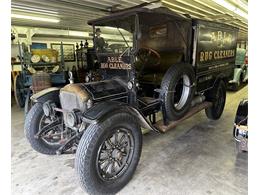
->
(82, 101), (160, 133)
(30, 87), (60, 104)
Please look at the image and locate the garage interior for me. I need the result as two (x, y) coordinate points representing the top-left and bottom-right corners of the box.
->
(11, 0), (248, 195)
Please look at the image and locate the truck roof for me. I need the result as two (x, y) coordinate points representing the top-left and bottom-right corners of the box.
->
(88, 4), (190, 26)
(88, 3), (239, 32)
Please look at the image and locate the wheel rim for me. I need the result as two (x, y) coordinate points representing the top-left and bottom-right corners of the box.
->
(96, 128), (134, 181)
(172, 74), (191, 110)
(39, 115), (63, 146)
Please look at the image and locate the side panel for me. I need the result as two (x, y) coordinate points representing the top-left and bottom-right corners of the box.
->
(193, 20), (238, 91)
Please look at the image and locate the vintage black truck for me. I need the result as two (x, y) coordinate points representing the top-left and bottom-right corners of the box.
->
(24, 2), (238, 194)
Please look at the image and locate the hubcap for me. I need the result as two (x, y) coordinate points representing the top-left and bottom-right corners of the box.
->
(96, 128), (134, 181)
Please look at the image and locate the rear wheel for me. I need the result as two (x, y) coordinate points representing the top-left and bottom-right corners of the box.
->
(75, 113), (142, 194)
(161, 63), (195, 120)
(205, 80), (226, 120)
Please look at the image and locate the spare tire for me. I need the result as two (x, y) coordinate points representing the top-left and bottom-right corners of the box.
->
(161, 63), (195, 121)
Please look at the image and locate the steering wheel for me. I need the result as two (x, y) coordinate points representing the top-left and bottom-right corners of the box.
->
(137, 47), (161, 66)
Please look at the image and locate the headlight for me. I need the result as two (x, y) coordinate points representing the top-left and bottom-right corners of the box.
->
(67, 112), (77, 127)
(127, 81), (133, 90)
(87, 99), (93, 109)
(42, 101), (56, 117)
(66, 110), (81, 128)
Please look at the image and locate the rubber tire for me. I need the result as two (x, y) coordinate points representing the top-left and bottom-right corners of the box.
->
(161, 63), (195, 120)
(24, 89), (33, 116)
(14, 74), (26, 108)
(24, 103), (61, 155)
(205, 80), (226, 120)
(75, 113), (142, 195)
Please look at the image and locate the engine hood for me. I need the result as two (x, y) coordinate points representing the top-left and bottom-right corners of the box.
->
(78, 79), (128, 101)
(60, 79), (128, 112)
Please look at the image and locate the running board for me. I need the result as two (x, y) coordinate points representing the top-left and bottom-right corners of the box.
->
(154, 101), (212, 133)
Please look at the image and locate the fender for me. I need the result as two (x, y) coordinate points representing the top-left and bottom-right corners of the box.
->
(81, 101), (160, 133)
(229, 67), (243, 84)
(30, 87), (60, 104)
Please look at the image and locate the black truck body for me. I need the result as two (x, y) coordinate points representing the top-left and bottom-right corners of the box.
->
(25, 3), (239, 195)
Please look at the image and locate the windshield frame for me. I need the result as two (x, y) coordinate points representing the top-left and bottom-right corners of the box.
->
(91, 14), (139, 56)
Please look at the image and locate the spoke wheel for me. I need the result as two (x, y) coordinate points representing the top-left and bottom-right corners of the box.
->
(96, 128), (134, 181)
(75, 112), (142, 195)
(24, 103), (65, 155)
(39, 115), (63, 146)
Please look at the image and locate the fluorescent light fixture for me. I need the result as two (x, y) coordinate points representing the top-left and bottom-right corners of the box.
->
(12, 4), (58, 14)
(68, 31), (88, 37)
(12, 8), (59, 17)
(11, 14), (60, 23)
(162, 0), (207, 17)
(213, 0), (247, 19)
(104, 26), (117, 30)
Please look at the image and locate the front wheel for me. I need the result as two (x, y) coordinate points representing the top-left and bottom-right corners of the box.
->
(24, 103), (63, 155)
(75, 113), (142, 194)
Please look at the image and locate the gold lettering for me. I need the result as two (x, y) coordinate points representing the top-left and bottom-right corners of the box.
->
(200, 52), (204, 62)
(205, 51), (208, 61)
(218, 31), (222, 41)
(209, 51), (213, 60)
(220, 50), (223, 58)
(214, 51), (219, 59)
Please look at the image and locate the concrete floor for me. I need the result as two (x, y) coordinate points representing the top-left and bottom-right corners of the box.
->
(11, 86), (248, 195)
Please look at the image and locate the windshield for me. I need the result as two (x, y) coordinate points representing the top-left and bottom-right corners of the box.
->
(93, 26), (133, 55)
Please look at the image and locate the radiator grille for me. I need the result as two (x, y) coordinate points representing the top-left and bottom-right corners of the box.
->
(60, 91), (86, 112)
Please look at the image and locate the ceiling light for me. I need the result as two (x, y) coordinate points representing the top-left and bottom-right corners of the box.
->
(213, 0), (247, 19)
(11, 14), (60, 23)
(12, 9), (59, 17)
(68, 31), (88, 37)
(162, 0), (206, 17)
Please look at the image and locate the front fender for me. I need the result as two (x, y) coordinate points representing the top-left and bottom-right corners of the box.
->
(82, 101), (160, 133)
(30, 87), (60, 104)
